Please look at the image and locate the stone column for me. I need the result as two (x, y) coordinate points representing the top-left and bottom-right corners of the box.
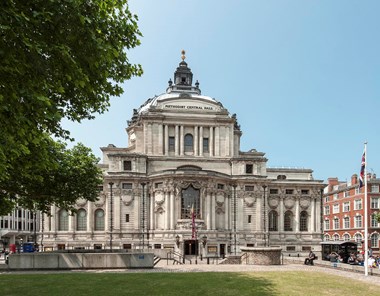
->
(225, 126), (229, 157)
(69, 212), (75, 232)
(255, 194), (262, 231)
(206, 191), (211, 230)
(87, 201), (93, 232)
(150, 191), (155, 230)
(114, 191), (120, 232)
(175, 125), (179, 156)
(164, 125), (169, 155)
(147, 123), (153, 155)
(313, 197), (319, 233)
(170, 190), (175, 230)
(230, 124), (234, 156)
(164, 191), (170, 230)
(215, 126), (220, 156)
(295, 197), (300, 232)
(158, 124), (164, 155)
(194, 126), (198, 156)
(279, 197), (284, 232)
(180, 125), (184, 156)
(199, 126), (204, 156)
(210, 127), (214, 157)
(51, 205), (56, 232)
(225, 195), (229, 230)
(211, 192), (216, 230)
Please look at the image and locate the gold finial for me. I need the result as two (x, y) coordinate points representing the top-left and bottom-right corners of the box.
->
(181, 49), (186, 61)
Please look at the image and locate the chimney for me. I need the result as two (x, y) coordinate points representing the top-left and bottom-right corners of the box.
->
(351, 174), (358, 185)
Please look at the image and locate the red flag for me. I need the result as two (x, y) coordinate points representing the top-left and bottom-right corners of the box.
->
(359, 150), (365, 188)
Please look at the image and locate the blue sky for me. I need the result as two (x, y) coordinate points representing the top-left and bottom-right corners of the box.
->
(63, 0), (380, 182)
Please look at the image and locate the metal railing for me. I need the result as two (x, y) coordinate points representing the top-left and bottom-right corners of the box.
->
(166, 250), (192, 265)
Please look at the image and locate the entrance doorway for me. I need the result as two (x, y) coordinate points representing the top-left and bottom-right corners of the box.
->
(220, 244), (226, 258)
(184, 240), (198, 255)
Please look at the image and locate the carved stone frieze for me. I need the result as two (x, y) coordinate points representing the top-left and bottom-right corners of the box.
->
(299, 196), (311, 209)
(94, 194), (105, 207)
(283, 196), (295, 209)
(121, 194), (134, 206)
(176, 219), (206, 230)
(154, 205), (164, 214)
(155, 191), (165, 206)
(76, 198), (87, 207)
(243, 196), (256, 208)
(268, 196), (279, 209)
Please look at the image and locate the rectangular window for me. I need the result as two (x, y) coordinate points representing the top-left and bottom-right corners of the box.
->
(245, 185), (254, 191)
(333, 193), (338, 200)
(270, 189), (278, 194)
(355, 216), (362, 228)
(333, 204), (339, 214)
(324, 220), (330, 230)
(343, 202), (350, 212)
(203, 138), (209, 153)
(286, 246), (296, 251)
(154, 244), (162, 249)
(123, 244), (132, 249)
(333, 218), (339, 230)
(217, 184), (224, 190)
(169, 137), (175, 152)
(371, 185), (379, 193)
(371, 197), (379, 209)
(155, 182), (163, 189)
(371, 215), (379, 227)
(301, 189), (309, 195)
(354, 199), (363, 210)
(324, 206), (330, 215)
(285, 189), (294, 195)
(123, 160), (132, 171)
(98, 185), (104, 192)
(248, 215), (252, 224)
(125, 214), (130, 223)
(344, 217), (350, 229)
(94, 244), (102, 250)
(324, 196), (330, 203)
(355, 187), (361, 194)
(344, 190), (350, 197)
(122, 183), (132, 189)
(245, 164), (253, 174)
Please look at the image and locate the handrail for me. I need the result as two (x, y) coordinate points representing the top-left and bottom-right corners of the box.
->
(166, 250), (192, 265)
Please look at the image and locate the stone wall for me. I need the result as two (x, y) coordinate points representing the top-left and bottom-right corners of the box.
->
(241, 247), (282, 265)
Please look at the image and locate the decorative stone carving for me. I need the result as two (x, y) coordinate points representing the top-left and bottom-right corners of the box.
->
(76, 198), (87, 207)
(155, 192), (165, 206)
(268, 196), (279, 209)
(94, 194), (105, 207)
(154, 206), (164, 214)
(244, 197), (256, 208)
(283, 196), (295, 209)
(299, 197), (311, 209)
(176, 219), (206, 230)
(121, 194), (134, 206)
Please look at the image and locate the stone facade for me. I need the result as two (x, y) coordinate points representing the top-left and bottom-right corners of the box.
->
(39, 53), (325, 258)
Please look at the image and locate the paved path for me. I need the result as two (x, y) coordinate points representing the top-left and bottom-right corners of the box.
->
(2, 259), (380, 287)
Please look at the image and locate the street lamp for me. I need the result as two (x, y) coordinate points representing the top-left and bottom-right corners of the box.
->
(262, 185), (267, 247)
(109, 182), (114, 251)
(233, 184), (237, 255)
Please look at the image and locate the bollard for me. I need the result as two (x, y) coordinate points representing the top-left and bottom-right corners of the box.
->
(207, 257), (210, 265)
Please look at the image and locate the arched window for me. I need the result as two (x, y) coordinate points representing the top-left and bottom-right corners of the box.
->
(333, 234), (340, 241)
(77, 209), (87, 231)
(284, 211), (293, 231)
(268, 211), (278, 231)
(354, 233), (363, 246)
(300, 211), (308, 231)
(94, 209), (105, 231)
(343, 233), (350, 241)
(324, 234), (330, 241)
(371, 233), (379, 248)
(184, 134), (193, 152)
(181, 185), (200, 219)
(58, 209), (69, 231)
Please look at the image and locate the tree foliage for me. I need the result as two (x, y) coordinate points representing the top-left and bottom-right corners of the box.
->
(0, 0), (142, 213)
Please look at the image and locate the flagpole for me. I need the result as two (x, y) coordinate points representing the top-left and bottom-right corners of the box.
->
(364, 142), (368, 277)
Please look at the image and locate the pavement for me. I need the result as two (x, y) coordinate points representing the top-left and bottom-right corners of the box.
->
(2, 257), (380, 287)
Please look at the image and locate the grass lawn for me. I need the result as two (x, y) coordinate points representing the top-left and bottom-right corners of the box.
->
(0, 271), (378, 296)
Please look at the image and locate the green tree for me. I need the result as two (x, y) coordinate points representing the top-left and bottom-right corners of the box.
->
(0, 0), (142, 213)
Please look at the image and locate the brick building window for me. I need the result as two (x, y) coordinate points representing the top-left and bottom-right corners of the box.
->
(371, 214), (379, 227)
(355, 215), (362, 228)
(371, 197), (379, 209)
(343, 202), (350, 212)
(371, 185), (380, 193)
(324, 219), (330, 230)
(333, 234), (340, 241)
(371, 233), (379, 248)
(324, 205), (330, 215)
(344, 217), (350, 229)
(354, 199), (362, 210)
(333, 204), (339, 214)
(343, 233), (350, 241)
(333, 218), (339, 230)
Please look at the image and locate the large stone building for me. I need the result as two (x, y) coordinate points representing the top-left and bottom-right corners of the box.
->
(40, 53), (325, 257)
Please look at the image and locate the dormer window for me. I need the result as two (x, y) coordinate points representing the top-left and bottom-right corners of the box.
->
(246, 164), (253, 174)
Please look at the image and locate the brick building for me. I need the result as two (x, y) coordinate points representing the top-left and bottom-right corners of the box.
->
(323, 174), (380, 255)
